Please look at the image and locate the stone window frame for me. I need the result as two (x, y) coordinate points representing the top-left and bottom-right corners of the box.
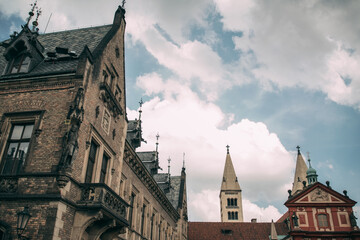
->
(82, 128), (115, 184)
(0, 111), (44, 175)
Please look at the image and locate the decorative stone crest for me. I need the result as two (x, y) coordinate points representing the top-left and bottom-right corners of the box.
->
(0, 178), (18, 193)
(311, 188), (329, 202)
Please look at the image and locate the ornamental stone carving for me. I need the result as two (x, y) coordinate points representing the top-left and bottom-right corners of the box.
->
(0, 178), (18, 193)
(311, 188), (329, 201)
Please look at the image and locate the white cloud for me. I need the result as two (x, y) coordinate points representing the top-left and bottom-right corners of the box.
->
(188, 189), (282, 222)
(131, 73), (294, 221)
(216, 0), (360, 109)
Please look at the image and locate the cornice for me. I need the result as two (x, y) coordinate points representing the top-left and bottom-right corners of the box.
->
(123, 140), (180, 222)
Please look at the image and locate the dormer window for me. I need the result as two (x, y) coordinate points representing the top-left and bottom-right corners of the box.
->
(10, 54), (31, 73)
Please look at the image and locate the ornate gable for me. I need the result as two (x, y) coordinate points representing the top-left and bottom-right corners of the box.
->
(295, 187), (346, 204)
(286, 182), (357, 207)
(2, 25), (44, 75)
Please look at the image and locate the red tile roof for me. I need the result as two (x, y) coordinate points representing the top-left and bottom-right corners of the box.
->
(188, 222), (289, 240)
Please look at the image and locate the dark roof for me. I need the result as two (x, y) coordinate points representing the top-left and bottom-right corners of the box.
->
(188, 222), (289, 240)
(0, 25), (112, 79)
(137, 151), (156, 162)
(166, 176), (181, 209)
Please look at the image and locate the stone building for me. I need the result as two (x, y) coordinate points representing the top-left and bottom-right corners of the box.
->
(189, 146), (360, 240)
(0, 5), (187, 240)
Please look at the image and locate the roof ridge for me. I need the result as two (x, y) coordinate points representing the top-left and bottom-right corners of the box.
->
(40, 24), (112, 36)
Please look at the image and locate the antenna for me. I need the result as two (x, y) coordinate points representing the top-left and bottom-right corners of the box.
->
(43, 13), (52, 34)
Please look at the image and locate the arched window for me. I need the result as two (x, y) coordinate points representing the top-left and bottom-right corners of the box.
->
(227, 198), (230, 206)
(234, 198), (237, 206)
(230, 198), (234, 206)
(317, 214), (328, 227)
(228, 212), (231, 220)
(235, 212), (238, 220)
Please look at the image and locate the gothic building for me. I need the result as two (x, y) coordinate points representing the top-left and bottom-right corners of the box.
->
(0, 4), (187, 240)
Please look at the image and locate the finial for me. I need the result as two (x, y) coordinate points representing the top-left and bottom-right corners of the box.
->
(155, 133), (159, 152)
(287, 189), (292, 198)
(308, 158), (312, 168)
(138, 98), (143, 120)
(26, 1), (38, 27)
(296, 146), (300, 155)
(32, 6), (42, 32)
(121, 0), (126, 8)
(168, 157), (171, 175)
(226, 145), (230, 154)
(182, 152), (186, 170)
(326, 181), (331, 188)
(343, 190), (348, 197)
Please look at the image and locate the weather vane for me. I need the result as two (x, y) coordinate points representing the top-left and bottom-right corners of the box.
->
(122, 0), (126, 8)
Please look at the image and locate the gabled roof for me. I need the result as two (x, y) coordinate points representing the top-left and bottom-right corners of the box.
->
(286, 182), (357, 207)
(221, 152), (241, 191)
(188, 222), (289, 240)
(0, 25), (112, 80)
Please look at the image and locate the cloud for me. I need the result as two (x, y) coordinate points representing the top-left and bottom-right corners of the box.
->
(216, 0), (360, 109)
(130, 73), (294, 221)
(188, 189), (282, 222)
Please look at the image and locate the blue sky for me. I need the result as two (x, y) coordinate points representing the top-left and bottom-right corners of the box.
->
(1, 0), (359, 222)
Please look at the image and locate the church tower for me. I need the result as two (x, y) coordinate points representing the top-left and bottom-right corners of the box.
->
(220, 146), (243, 222)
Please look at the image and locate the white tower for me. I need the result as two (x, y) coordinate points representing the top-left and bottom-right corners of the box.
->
(220, 145), (243, 222)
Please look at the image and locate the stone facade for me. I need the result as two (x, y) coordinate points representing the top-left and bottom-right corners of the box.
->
(0, 5), (187, 240)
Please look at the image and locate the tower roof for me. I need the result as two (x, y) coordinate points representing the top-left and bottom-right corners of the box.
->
(291, 146), (308, 194)
(221, 147), (241, 191)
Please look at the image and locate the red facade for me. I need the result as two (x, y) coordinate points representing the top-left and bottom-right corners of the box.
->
(284, 182), (360, 240)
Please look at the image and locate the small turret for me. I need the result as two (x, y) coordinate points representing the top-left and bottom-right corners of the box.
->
(306, 157), (318, 185)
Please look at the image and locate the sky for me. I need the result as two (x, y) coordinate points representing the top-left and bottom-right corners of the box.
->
(1, 0), (359, 222)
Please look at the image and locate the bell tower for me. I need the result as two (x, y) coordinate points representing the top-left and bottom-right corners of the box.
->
(219, 145), (243, 222)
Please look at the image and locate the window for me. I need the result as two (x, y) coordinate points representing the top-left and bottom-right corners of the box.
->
(129, 193), (136, 227)
(101, 109), (111, 134)
(10, 54), (31, 73)
(1, 123), (34, 174)
(227, 198), (238, 207)
(99, 153), (109, 183)
(85, 141), (98, 183)
(150, 213), (155, 240)
(228, 211), (238, 220)
(141, 204), (146, 235)
(317, 214), (329, 227)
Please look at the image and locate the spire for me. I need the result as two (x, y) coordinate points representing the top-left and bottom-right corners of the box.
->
(291, 146), (308, 194)
(221, 146), (241, 191)
(270, 220), (278, 240)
